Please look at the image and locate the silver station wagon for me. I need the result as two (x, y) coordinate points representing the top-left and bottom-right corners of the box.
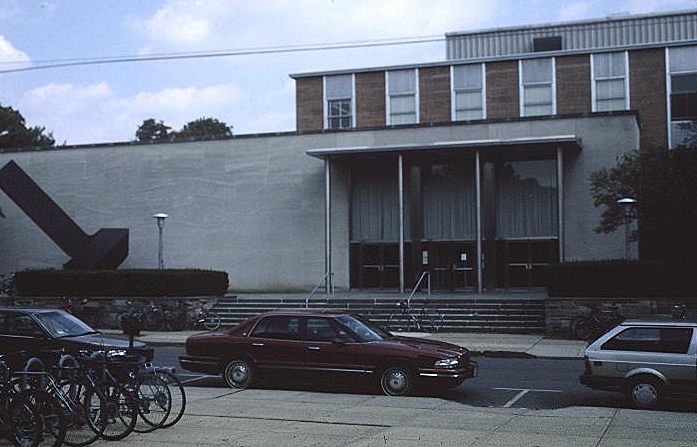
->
(580, 317), (697, 409)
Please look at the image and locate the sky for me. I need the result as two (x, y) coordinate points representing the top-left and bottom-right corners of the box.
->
(0, 0), (695, 146)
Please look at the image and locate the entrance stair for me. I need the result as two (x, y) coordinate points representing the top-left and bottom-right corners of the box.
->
(212, 292), (545, 333)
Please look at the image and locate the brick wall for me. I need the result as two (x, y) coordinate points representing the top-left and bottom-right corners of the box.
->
(556, 55), (591, 115)
(356, 71), (386, 127)
(419, 66), (451, 123)
(295, 76), (323, 132)
(486, 61), (519, 119)
(629, 48), (668, 150)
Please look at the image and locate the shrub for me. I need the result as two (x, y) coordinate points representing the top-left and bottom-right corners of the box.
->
(544, 260), (697, 297)
(13, 269), (228, 297)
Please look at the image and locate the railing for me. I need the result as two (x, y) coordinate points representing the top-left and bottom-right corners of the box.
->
(305, 272), (335, 308)
(406, 271), (430, 306)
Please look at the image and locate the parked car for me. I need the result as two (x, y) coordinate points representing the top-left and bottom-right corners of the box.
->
(580, 317), (697, 409)
(0, 307), (153, 362)
(179, 310), (477, 396)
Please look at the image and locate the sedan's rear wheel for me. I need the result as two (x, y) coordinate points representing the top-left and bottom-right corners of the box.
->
(223, 360), (252, 389)
(628, 376), (662, 409)
(380, 366), (412, 396)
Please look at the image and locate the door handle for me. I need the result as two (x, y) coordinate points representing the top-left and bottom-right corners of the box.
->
(307, 346), (321, 351)
(251, 342), (265, 347)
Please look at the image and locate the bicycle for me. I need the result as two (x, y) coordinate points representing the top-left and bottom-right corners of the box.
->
(571, 304), (623, 341)
(1, 274), (35, 307)
(61, 297), (104, 329)
(388, 298), (444, 333)
(165, 299), (221, 331)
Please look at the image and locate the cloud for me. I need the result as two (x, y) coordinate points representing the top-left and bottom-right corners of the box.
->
(0, 35), (30, 65)
(18, 82), (243, 145)
(557, 1), (594, 21)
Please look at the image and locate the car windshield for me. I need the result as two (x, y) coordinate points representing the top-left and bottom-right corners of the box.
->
(337, 315), (391, 342)
(34, 311), (97, 338)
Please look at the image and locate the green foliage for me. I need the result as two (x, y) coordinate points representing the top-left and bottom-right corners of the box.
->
(545, 261), (697, 297)
(589, 145), (697, 262)
(174, 117), (232, 141)
(13, 269), (229, 297)
(135, 117), (233, 143)
(135, 118), (171, 142)
(0, 103), (55, 149)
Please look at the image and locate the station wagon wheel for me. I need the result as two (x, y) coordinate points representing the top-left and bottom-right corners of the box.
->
(223, 359), (253, 389)
(380, 366), (412, 396)
(628, 376), (662, 409)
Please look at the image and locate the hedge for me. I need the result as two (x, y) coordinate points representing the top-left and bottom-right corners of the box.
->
(13, 269), (229, 297)
(544, 260), (697, 297)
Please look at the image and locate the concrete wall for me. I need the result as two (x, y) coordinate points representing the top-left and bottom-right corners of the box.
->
(0, 114), (639, 292)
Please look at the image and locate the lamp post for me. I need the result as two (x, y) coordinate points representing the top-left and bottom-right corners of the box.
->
(617, 198), (636, 260)
(153, 213), (169, 269)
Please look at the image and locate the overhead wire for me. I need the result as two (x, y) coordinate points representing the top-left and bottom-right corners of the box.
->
(0, 35), (444, 74)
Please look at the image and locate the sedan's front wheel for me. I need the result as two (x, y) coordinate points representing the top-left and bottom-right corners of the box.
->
(223, 359), (253, 389)
(380, 366), (412, 396)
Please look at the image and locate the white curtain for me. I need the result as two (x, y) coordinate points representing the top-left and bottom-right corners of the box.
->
(423, 164), (476, 240)
(496, 160), (558, 238)
(351, 164), (402, 242)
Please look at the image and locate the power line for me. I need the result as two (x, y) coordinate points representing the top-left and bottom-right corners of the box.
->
(0, 35), (444, 74)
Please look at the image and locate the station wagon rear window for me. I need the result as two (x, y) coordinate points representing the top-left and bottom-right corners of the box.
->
(601, 327), (693, 354)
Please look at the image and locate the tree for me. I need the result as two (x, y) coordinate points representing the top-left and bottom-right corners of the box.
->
(173, 117), (232, 141)
(589, 144), (697, 262)
(0, 103), (55, 149)
(136, 118), (171, 142)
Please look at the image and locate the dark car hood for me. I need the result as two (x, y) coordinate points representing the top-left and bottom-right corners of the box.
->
(383, 336), (467, 357)
(59, 332), (147, 349)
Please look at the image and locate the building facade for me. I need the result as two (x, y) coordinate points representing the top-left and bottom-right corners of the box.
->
(292, 10), (696, 293)
(0, 10), (695, 293)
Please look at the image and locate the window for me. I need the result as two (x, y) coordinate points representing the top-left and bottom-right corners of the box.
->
(250, 316), (300, 340)
(602, 327), (693, 354)
(324, 74), (353, 129)
(306, 318), (352, 342)
(452, 64), (485, 120)
(668, 46), (697, 148)
(592, 52), (628, 112)
(387, 69), (418, 125)
(520, 58), (555, 117)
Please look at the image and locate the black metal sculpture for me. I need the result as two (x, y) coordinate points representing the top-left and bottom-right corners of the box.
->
(0, 160), (128, 269)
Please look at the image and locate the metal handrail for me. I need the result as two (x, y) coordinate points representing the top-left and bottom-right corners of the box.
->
(305, 271), (334, 308)
(407, 271), (430, 306)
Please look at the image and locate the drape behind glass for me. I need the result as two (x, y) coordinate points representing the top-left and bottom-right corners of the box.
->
(496, 160), (558, 238)
(422, 163), (476, 240)
(351, 164), (404, 242)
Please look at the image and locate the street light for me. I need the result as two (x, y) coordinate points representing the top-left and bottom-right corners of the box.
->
(617, 198), (637, 260)
(153, 213), (169, 269)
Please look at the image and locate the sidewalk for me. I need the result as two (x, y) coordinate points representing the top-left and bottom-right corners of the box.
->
(102, 329), (588, 359)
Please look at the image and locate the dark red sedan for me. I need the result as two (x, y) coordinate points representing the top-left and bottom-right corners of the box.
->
(179, 309), (477, 396)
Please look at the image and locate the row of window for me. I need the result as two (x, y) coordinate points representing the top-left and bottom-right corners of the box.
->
(323, 46), (697, 147)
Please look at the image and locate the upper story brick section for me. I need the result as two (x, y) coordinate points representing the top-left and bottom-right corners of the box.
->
(629, 48), (668, 150)
(296, 76), (323, 132)
(486, 61), (519, 120)
(356, 72), (386, 128)
(556, 55), (591, 115)
(419, 66), (451, 124)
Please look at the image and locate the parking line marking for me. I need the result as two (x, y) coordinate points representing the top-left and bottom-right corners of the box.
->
(495, 387), (564, 408)
(502, 389), (530, 408)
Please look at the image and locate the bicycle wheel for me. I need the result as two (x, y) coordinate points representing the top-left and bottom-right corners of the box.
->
(165, 310), (187, 332)
(572, 316), (596, 341)
(388, 313), (408, 333)
(203, 312), (221, 331)
(154, 369), (186, 428)
(97, 386), (137, 441)
(141, 310), (160, 331)
(419, 309), (444, 333)
(6, 391), (43, 447)
(21, 389), (66, 447)
(57, 379), (106, 447)
(133, 373), (171, 433)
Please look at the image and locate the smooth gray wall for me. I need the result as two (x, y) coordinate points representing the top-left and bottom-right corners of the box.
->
(0, 114), (639, 291)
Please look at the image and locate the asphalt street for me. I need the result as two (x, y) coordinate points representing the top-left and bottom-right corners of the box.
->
(152, 346), (697, 413)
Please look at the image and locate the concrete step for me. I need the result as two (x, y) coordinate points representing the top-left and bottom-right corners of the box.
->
(210, 296), (545, 333)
